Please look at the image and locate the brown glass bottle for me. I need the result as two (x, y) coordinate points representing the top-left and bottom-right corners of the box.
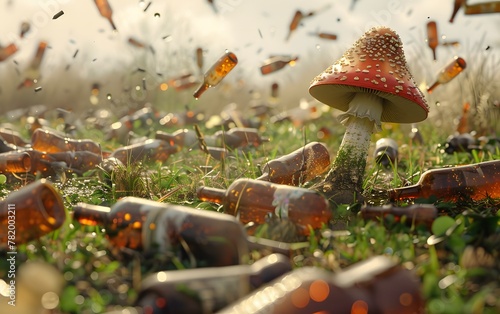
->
(218, 255), (424, 314)
(0, 151), (31, 173)
(167, 73), (200, 92)
(456, 102), (470, 134)
(260, 56), (298, 75)
(31, 128), (101, 154)
(155, 129), (198, 148)
(285, 10), (303, 41)
(72, 197), (305, 266)
(110, 139), (180, 164)
(196, 47), (204, 72)
(0, 128), (29, 147)
(208, 128), (268, 149)
(464, 2), (500, 15)
(197, 178), (332, 235)
(449, 0), (465, 22)
(0, 43), (18, 62)
(374, 138), (398, 167)
(0, 179), (66, 249)
(25, 149), (101, 176)
(94, 0), (117, 30)
(256, 142), (330, 186)
(426, 21), (439, 60)
(388, 160), (500, 202)
(427, 56), (466, 93)
(17, 41), (47, 89)
(193, 50), (238, 99)
(309, 32), (337, 40)
(360, 204), (437, 229)
(135, 254), (292, 314)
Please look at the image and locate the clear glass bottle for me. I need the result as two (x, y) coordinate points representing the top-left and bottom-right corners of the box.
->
(94, 0), (117, 30)
(0, 179), (66, 249)
(218, 255), (424, 314)
(260, 56), (299, 75)
(135, 254), (292, 314)
(31, 128), (101, 154)
(257, 142), (330, 186)
(388, 160), (499, 202)
(360, 204), (437, 229)
(426, 21), (439, 60)
(0, 43), (18, 62)
(427, 56), (466, 93)
(193, 50), (238, 99)
(110, 139), (180, 164)
(197, 178), (332, 235)
(0, 151), (31, 173)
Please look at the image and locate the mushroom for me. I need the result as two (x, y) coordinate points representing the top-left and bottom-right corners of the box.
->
(309, 26), (429, 204)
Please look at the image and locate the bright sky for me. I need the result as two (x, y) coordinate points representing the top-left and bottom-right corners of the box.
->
(0, 0), (498, 113)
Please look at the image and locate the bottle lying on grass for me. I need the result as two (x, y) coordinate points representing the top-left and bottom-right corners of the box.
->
(388, 160), (499, 202)
(197, 178), (332, 235)
(218, 255), (424, 314)
(109, 139), (180, 164)
(0, 151), (31, 173)
(0, 179), (66, 249)
(31, 128), (101, 154)
(256, 142), (330, 186)
(73, 197), (308, 267)
(135, 253), (292, 314)
(360, 204), (438, 229)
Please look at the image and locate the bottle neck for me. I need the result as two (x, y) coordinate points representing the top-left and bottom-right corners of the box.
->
(388, 185), (421, 201)
(196, 186), (226, 204)
(72, 203), (111, 226)
(193, 83), (209, 99)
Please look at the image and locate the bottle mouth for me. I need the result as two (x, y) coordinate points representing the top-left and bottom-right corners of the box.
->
(37, 180), (66, 229)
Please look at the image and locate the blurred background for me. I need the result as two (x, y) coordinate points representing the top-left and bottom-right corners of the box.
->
(0, 0), (499, 133)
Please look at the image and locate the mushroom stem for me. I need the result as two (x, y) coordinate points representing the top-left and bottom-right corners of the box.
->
(317, 93), (383, 204)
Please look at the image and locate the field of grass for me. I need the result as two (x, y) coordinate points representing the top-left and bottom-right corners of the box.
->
(0, 104), (498, 314)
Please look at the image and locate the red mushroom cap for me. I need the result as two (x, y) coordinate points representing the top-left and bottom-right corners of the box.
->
(309, 27), (429, 124)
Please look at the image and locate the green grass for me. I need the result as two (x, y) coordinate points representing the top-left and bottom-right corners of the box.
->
(0, 110), (499, 313)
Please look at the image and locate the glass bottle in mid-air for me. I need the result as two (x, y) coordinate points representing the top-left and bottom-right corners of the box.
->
(193, 50), (238, 99)
(427, 56), (466, 93)
(260, 56), (299, 75)
(426, 21), (439, 60)
(94, 0), (117, 30)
